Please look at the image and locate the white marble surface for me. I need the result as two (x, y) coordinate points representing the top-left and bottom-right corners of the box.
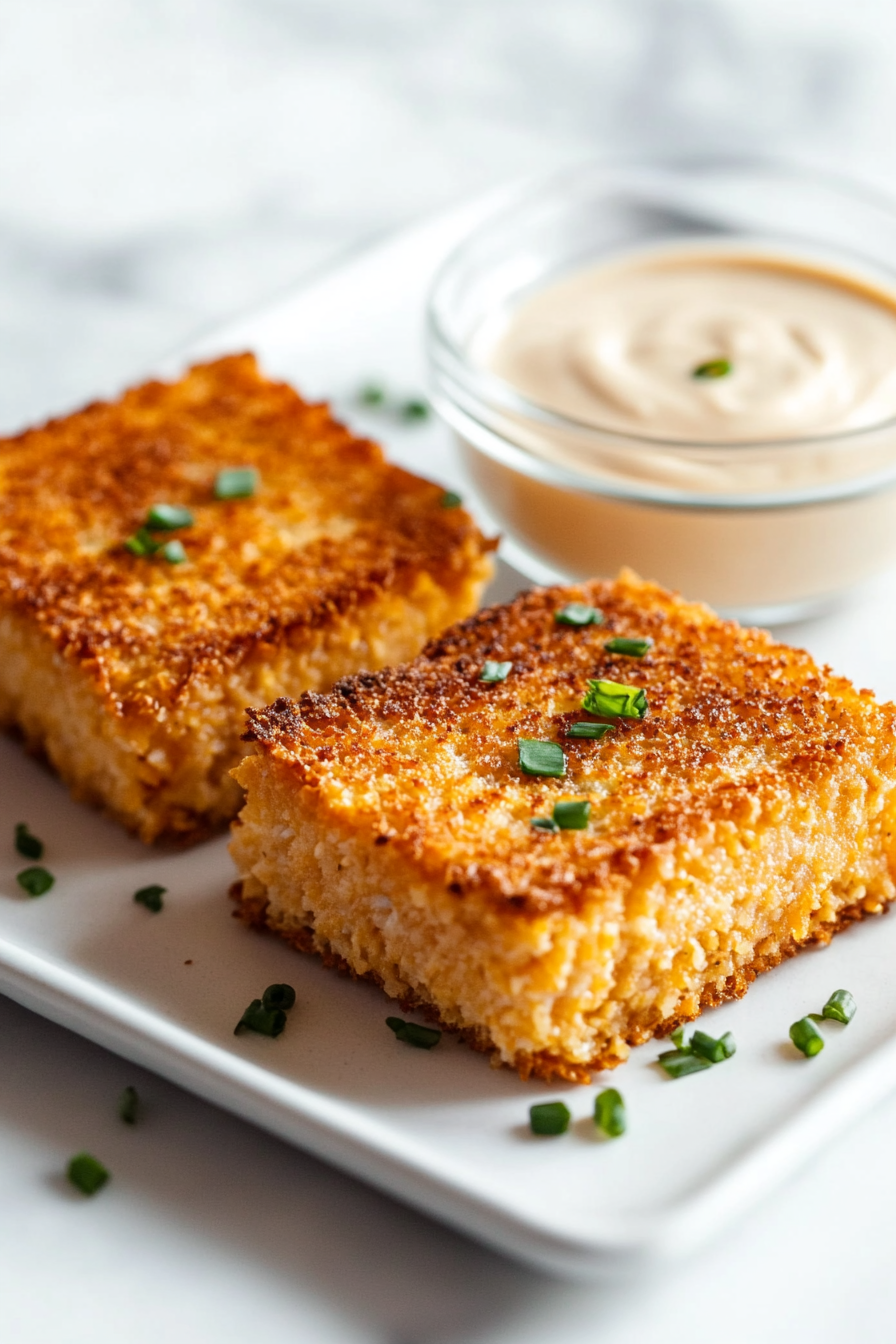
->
(6, 2), (896, 1339)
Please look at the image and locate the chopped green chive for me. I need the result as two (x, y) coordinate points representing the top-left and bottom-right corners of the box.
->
(565, 722), (614, 740)
(690, 1029), (736, 1064)
(555, 603), (603, 627)
(552, 799), (591, 830)
(582, 679), (648, 720)
(658, 1048), (713, 1078)
(17, 867), (54, 897)
(161, 539), (187, 565)
(531, 816), (560, 833)
(692, 358), (732, 380)
(604, 637), (652, 657)
(67, 1152), (109, 1196)
(14, 823), (43, 861)
(124, 526), (162, 557)
(262, 983), (296, 1012)
(790, 1017), (824, 1057)
(717, 1032), (738, 1060)
(235, 999), (286, 1038)
(386, 1017), (441, 1049)
(126, 511), (191, 561)
(662, 1026), (735, 1072)
(214, 467), (258, 500)
(400, 398), (430, 421)
(118, 1085), (139, 1125)
(529, 1101), (571, 1136)
(518, 739), (565, 778)
(594, 1088), (626, 1138)
(440, 491), (463, 509)
(357, 384), (429, 422)
(480, 660), (512, 684)
(822, 989), (856, 1025)
(146, 503), (193, 531)
(134, 884), (165, 913)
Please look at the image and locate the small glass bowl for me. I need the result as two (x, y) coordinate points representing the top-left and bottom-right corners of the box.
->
(427, 157), (896, 623)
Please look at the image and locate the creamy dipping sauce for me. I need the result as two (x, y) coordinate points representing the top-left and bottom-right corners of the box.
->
(431, 169), (896, 620)
(487, 248), (896, 444)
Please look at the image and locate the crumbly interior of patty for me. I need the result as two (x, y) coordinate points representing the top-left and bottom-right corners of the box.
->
(231, 750), (896, 1080)
(229, 571), (896, 1080)
(0, 566), (487, 843)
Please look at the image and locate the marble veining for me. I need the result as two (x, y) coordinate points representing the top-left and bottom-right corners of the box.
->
(2, 0), (893, 434)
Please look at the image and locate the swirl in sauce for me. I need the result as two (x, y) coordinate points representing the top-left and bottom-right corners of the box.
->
(487, 249), (896, 443)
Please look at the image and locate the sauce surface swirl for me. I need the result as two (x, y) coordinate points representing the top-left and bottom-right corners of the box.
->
(487, 249), (896, 443)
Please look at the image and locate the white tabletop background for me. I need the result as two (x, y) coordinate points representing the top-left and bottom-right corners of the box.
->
(4, 2), (896, 1339)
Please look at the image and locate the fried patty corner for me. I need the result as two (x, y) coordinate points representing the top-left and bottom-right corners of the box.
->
(0, 353), (494, 843)
(229, 569), (896, 1081)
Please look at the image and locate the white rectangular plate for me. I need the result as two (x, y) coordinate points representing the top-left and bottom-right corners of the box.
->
(3, 198), (896, 1278)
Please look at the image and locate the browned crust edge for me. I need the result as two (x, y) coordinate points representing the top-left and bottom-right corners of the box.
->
(229, 878), (891, 1083)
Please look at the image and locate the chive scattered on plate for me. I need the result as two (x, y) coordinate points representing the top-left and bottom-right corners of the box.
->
(357, 383), (430, 421)
(133, 884), (165, 913)
(386, 1017), (441, 1049)
(531, 816), (560, 833)
(400, 398), (430, 421)
(821, 989), (856, 1025)
(690, 1029), (736, 1064)
(146, 503), (194, 531)
(657, 1049), (712, 1078)
(235, 983), (298, 1038)
(17, 867), (54, 897)
(594, 1088), (626, 1138)
(235, 999), (287, 1038)
(440, 491), (463, 509)
(67, 1152), (110, 1196)
(14, 823), (43, 861)
(118, 1085), (139, 1125)
(604, 637), (652, 658)
(529, 1101), (571, 1136)
(214, 466), (258, 500)
(555, 602), (603, 627)
(161, 539), (187, 565)
(582, 679), (648, 720)
(692, 358), (732, 379)
(480, 660), (512, 684)
(262, 983), (296, 1012)
(565, 722), (614, 740)
(518, 739), (565, 778)
(552, 799), (591, 830)
(659, 1026), (735, 1076)
(789, 1017), (824, 1057)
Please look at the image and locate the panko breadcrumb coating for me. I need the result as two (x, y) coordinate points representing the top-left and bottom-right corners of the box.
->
(230, 570), (896, 1081)
(0, 354), (493, 842)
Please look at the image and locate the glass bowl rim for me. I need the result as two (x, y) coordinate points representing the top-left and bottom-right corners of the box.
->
(426, 153), (896, 494)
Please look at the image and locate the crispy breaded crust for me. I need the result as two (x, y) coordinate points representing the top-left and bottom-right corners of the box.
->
(242, 571), (894, 915)
(0, 355), (493, 840)
(231, 570), (896, 1079)
(0, 353), (490, 714)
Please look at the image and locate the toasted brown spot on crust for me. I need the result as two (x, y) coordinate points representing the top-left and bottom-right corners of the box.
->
(0, 354), (493, 841)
